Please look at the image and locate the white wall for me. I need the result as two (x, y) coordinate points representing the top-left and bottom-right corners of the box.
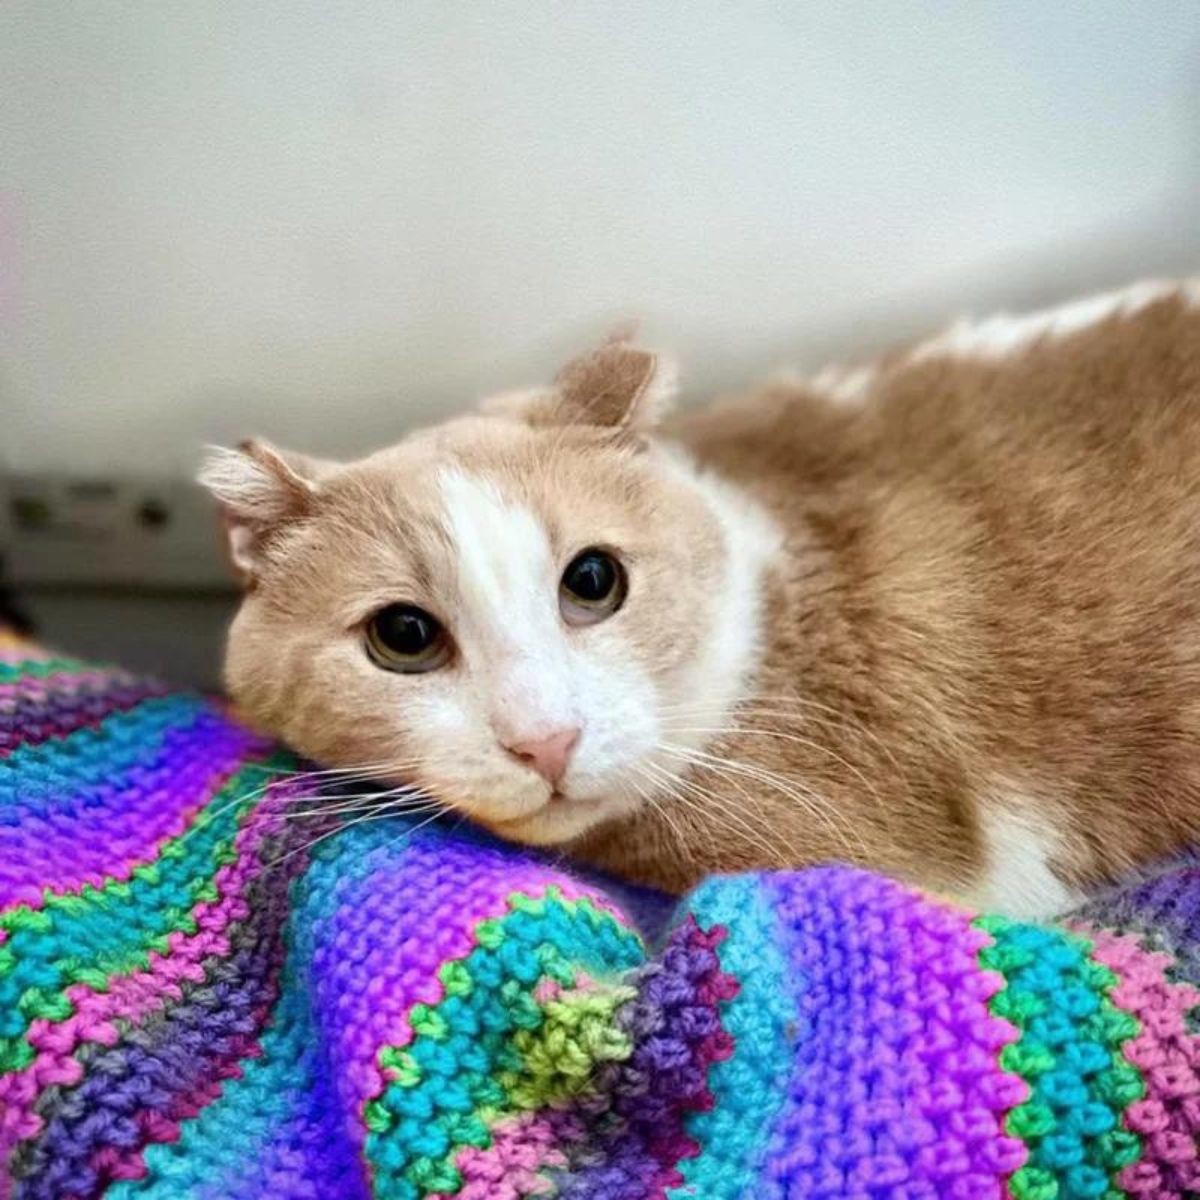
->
(2, 1), (1199, 474)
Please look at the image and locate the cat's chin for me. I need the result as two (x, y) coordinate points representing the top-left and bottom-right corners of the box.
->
(482, 793), (619, 847)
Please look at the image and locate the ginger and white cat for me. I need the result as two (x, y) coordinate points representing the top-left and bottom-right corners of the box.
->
(201, 281), (1200, 916)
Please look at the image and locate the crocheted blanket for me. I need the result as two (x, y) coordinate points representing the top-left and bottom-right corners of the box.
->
(3, 631), (1199, 1200)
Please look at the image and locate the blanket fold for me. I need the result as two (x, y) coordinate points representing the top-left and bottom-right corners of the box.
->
(2, 631), (1198, 1199)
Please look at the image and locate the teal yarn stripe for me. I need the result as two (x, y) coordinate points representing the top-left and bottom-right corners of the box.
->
(976, 915), (1144, 1200)
(667, 875), (796, 1200)
(0, 755), (270, 1053)
(363, 894), (643, 1193)
(0, 694), (206, 817)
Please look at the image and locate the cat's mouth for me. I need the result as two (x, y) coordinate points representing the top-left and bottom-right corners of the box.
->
(486, 787), (613, 846)
(498, 787), (571, 824)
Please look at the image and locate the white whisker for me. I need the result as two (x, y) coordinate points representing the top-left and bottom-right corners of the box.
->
(639, 758), (782, 865)
(262, 797), (447, 871)
(661, 724), (887, 813)
(657, 741), (868, 862)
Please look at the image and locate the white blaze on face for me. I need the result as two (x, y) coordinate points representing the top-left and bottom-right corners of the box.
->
(436, 468), (576, 748)
(426, 466), (662, 841)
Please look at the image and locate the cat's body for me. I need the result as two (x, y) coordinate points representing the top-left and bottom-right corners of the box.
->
(203, 281), (1200, 916)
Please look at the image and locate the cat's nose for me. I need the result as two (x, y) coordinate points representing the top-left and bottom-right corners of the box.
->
(503, 728), (580, 785)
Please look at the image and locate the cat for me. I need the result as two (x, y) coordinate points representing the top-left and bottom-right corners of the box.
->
(200, 280), (1200, 916)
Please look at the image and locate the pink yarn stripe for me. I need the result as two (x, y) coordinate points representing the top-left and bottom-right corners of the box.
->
(910, 898), (1031, 1200)
(0, 668), (150, 700)
(434, 1112), (580, 1199)
(0, 642), (55, 663)
(1084, 926), (1200, 1198)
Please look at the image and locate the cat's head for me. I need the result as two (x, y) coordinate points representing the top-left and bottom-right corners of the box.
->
(200, 339), (776, 846)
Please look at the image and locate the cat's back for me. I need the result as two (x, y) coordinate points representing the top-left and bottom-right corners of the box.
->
(684, 280), (1200, 658)
(679, 282), (1200, 889)
(682, 281), (1200, 496)
(866, 281), (1200, 498)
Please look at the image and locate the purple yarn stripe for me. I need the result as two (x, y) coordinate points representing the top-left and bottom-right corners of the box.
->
(756, 868), (1026, 1200)
(0, 674), (167, 758)
(1077, 858), (1200, 993)
(551, 917), (736, 1199)
(297, 827), (627, 1132)
(0, 711), (264, 908)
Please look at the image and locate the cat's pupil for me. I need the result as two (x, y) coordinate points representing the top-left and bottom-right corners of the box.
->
(564, 552), (616, 602)
(375, 605), (437, 655)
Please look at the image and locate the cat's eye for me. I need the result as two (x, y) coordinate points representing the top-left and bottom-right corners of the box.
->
(559, 548), (627, 626)
(365, 604), (451, 673)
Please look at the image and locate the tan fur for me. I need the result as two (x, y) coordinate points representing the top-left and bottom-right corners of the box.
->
(202, 284), (1200, 903)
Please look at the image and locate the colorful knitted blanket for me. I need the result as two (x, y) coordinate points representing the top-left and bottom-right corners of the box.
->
(3, 630), (1199, 1200)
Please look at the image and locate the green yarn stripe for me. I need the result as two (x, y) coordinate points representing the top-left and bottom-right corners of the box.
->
(0, 751), (290, 1072)
(0, 656), (95, 681)
(974, 915), (1144, 1200)
(365, 888), (642, 1197)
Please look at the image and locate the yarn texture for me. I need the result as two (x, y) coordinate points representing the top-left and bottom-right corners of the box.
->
(3, 629), (1199, 1199)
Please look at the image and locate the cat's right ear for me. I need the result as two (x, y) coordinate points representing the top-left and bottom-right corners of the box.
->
(197, 440), (324, 583)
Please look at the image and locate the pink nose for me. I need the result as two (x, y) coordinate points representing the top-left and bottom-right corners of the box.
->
(504, 728), (580, 785)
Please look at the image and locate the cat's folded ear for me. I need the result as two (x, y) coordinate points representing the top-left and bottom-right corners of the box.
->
(196, 440), (328, 583)
(482, 332), (678, 435)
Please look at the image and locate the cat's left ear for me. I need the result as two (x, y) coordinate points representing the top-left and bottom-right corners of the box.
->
(554, 336), (678, 432)
(197, 439), (328, 583)
(483, 334), (678, 434)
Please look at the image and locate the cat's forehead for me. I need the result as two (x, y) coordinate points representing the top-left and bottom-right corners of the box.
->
(295, 417), (652, 616)
(345, 415), (635, 519)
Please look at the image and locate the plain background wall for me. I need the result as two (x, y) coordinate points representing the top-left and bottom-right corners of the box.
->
(1, 1), (1199, 683)
(3, 1), (1199, 474)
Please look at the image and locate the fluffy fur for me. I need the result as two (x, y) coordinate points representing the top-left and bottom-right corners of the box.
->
(201, 284), (1200, 908)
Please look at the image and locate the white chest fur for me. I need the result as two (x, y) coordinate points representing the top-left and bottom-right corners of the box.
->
(962, 798), (1085, 919)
